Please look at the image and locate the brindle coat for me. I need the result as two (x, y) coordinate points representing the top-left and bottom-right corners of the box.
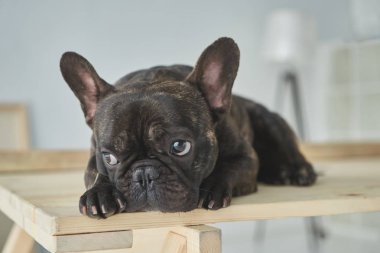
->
(60, 38), (316, 218)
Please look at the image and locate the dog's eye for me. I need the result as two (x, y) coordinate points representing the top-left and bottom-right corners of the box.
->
(102, 152), (119, 166)
(171, 140), (191, 156)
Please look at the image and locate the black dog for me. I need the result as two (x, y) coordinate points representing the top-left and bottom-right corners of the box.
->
(60, 37), (317, 218)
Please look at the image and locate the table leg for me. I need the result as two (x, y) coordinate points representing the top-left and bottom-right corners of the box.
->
(2, 224), (34, 253)
(124, 225), (221, 253)
(5, 225), (220, 253)
(160, 232), (187, 253)
(161, 226), (221, 253)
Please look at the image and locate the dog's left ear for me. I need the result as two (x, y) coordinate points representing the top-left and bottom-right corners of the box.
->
(187, 37), (240, 118)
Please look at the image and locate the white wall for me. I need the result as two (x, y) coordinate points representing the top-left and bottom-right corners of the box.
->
(0, 0), (351, 149)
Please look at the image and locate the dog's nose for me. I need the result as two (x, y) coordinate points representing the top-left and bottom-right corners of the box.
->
(132, 166), (160, 188)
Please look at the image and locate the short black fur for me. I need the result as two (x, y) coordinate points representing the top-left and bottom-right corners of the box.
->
(61, 37), (317, 218)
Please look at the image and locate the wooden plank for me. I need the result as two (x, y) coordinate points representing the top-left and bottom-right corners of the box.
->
(55, 230), (132, 253)
(127, 225), (220, 253)
(0, 158), (380, 239)
(49, 225), (219, 253)
(300, 142), (380, 160)
(0, 150), (89, 172)
(1, 225), (131, 253)
(0, 104), (30, 251)
(2, 142), (380, 172)
(126, 227), (174, 253)
(171, 226), (221, 253)
(0, 195), (132, 253)
(0, 212), (14, 251)
(160, 232), (186, 253)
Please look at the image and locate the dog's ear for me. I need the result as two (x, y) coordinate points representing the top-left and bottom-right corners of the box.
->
(60, 52), (114, 128)
(187, 37), (240, 119)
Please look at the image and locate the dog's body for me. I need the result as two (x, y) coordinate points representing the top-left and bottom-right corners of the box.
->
(60, 38), (316, 218)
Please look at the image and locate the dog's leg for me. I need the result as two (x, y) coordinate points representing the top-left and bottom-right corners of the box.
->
(248, 103), (317, 186)
(79, 138), (127, 219)
(198, 142), (259, 210)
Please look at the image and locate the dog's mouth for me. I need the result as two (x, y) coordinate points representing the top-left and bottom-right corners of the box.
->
(114, 160), (200, 212)
(116, 176), (199, 212)
(128, 190), (197, 212)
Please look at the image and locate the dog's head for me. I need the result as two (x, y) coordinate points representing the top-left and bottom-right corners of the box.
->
(60, 37), (239, 212)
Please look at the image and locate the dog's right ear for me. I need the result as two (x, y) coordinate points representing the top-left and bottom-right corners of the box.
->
(60, 52), (114, 128)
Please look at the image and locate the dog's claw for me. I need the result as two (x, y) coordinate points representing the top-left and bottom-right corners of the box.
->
(79, 183), (127, 219)
(198, 198), (204, 208)
(91, 205), (97, 215)
(223, 197), (230, 208)
(117, 198), (126, 210)
(199, 180), (232, 210)
(101, 204), (107, 214)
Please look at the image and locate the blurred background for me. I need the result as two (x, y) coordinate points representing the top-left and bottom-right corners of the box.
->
(0, 0), (380, 252)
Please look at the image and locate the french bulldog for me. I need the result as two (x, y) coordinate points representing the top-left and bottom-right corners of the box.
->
(60, 37), (317, 219)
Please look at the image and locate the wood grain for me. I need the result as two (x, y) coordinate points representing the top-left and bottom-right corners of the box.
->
(56, 230), (132, 253)
(2, 142), (380, 172)
(300, 142), (380, 160)
(61, 225), (220, 253)
(0, 158), (380, 240)
(0, 150), (89, 172)
(173, 225), (221, 253)
(160, 232), (186, 253)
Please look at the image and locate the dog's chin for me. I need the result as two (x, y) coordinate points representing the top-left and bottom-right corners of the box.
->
(122, 189), (199, 213)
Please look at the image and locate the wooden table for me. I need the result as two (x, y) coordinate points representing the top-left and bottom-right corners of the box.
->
(1, 146), (380, 253)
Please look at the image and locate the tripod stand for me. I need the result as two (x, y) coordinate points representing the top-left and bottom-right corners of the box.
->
(254, 70), (326, 253)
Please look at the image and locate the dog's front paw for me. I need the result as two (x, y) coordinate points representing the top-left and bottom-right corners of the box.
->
(198, 180), (232, 210)
(79, 183), (127, 219)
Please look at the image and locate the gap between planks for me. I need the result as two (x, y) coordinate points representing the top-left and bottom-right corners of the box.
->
(2, 142), (380, 172)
